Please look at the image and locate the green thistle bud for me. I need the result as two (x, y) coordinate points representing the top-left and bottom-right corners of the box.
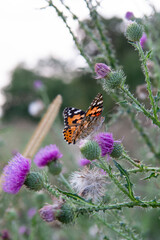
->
(110, 142), (123, 159)
(126, 22), (143, 42)
(56, 204), (74, 224)
(24, 172), (44, 191)
(48, 161), (62, 175)
(80, 140), (101, 160)
(103, 70), (125, 91)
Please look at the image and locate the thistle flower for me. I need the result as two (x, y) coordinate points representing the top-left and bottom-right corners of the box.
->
(39, 204), (57, 222)
(140, 33), (147, 49)
(34, 144), (63, 167)
(126, 21), (143, 42)
(95, 63), (111, 79)
(19, 226), (29, 236)
(94, 132), (114, 157)
(125, 11), (134, 20)
(1, 230), (11, 240)
(33, 80), (44, 90)
(39, 199), (74, 224)
(1, 153), (31, 194)
(69, 167), (106, 202)
(79, 158), (91, 166)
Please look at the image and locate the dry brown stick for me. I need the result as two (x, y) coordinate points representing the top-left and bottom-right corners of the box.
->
(23, 94), (62, 159)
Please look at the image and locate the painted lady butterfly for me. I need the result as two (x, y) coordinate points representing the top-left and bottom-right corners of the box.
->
(63, 93), (104, 144)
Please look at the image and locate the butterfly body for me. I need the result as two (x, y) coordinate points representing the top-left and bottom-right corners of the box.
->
(63, 93), (104, 144)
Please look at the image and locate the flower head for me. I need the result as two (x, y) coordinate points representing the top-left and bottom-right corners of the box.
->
(34, 144), (63, 167)
(79, 158), (91, 167)
(94, 132), (114, 157)
(33, 80), (43, 90)
(70, 167), (106, 202)
(140, 33), (147, 48)
(95, 63), (111, 79)
(39, 204), (56, 222)
(1, 153), (31, 194)
(1, 230), (11, 240)
(125, 11), (134, 20)
(19, 226), (29, 236)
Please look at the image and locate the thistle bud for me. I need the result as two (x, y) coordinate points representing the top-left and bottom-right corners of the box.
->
(110, 142), (123, 159)
(80, 140), (101, 160)
(55, 204), (74, 224)
(126, 22), (143, 42)
(94, 63), (111, 79)
(48, 161), (62, 175)
(24, 172), (44, 191)
(103, 70), (125, 91)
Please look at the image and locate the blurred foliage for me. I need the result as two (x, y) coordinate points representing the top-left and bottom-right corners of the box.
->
(2, 17), (144, 121)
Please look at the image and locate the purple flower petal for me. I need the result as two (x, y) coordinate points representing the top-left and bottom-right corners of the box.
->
(34, 144), (63, 167)
(79, 158), (91, 166)
(140, 33), (147, 49)
(94, 132), (114, 157)
(94, 63), (111, 79)
(1, 153), (31, 194)
(125, 11), (134, 20)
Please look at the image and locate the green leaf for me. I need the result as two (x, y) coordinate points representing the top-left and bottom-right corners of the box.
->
(145, 50), (152, 59)
(113, 160), (137, 201)
(142, 172), (160, 180)
(56, 187), (94, 205)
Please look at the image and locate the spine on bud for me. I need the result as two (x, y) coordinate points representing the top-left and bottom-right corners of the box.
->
(80, 140), (101, 160)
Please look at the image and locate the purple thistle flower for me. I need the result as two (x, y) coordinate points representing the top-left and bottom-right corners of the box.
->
(34, 144), (63, 167)
(19, 226), (29, 236)
(125, 11), (134, 20)
(1, 153), (31, 194)
(95, 63), (111, 79)
(39, 204), (55, 222)
(140, 33), (147, 48)
(1, 230), (10, 240)
(33, 80), (43, 90)
(94, 132), (114, 157)
(27, 208), (36, 219)
(79, 158), (91, 166)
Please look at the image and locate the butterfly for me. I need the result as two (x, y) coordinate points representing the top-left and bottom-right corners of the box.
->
(63, 93), (104, 144)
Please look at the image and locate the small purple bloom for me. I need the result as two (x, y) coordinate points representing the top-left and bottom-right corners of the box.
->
(1, 230), (10, 240)
(95, 63), (111, 79)
(140, 33), (147, 48)
(94, 132), (114, 157)
(39, 205), (55, 222)
(125, 11), (134, 20)
(19, 226), (29, 235)
(27, 208), (36, 219)
(79, 158), (91, 166)
(1, 153), (31, 194)
(34, 144), (63, 167)
(33, 80), (43, 90)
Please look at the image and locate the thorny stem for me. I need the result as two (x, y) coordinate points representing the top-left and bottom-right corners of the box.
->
(136, 42), (158, 121)
(76, 200), (160, 214)
(47, 1), (93, 70)
(120, 85), (160, 128)
(84, 0), (116, 68)
(122, 152), (141, 168)
(98, 157), (138, 202)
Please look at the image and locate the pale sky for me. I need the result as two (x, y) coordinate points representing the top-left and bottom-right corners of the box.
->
(0, 0), (160, 106)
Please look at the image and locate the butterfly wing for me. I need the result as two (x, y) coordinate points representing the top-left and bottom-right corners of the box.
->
(73, 93), (104, 142)
(63, 107), (85, 144)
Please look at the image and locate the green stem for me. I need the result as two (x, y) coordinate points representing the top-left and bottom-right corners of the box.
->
(47, 1), (93, 70)
(98, 157), (138, 202)
(59, 173), (74, 193)
(76, 200), (160, 214)
(122, 152), (141, 168)
(120, 85), (160, 127)
(136, 42), (158, 120)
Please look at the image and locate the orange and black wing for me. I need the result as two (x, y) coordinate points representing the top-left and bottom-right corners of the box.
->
(63, 107), (85, 144)
(85, 93), (103, 117)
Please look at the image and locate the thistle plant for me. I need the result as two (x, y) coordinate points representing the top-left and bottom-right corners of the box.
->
(1, 1), (160, 239)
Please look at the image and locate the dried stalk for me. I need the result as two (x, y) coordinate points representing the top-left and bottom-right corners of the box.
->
(23, 94), (62, 159)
